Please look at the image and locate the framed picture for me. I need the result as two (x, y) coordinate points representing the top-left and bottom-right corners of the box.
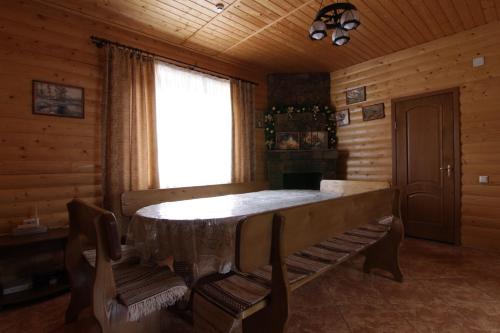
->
(276, 132), (300, 150)
(335, 109), (350, 127)
(362, 103), (385, 121)
(346, 86), (366, 105)
(299, 132), (312, 150)
(310, 131), (328, 149)
(33, 80), (84, 118)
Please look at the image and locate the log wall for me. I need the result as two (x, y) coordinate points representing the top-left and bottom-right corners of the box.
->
(331, 21), (500, 252)
(0, 1), (267, 234)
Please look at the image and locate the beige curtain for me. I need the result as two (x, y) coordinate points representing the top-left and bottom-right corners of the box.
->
(231, 79), (256, 183)
(102, 45), (159, 230)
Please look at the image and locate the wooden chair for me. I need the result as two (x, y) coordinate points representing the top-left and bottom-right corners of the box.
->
(192, 189), (403, 333)
(320, 179), (390, 196)
(65, 199), (188, 333)
(192, 212), (287, 333)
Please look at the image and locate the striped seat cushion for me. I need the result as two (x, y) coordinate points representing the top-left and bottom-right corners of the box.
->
(113, 261), (188, 321)
(196, 273), (270, 317)
(246, 265), (308, 285)
(197, 217), (393, 318)
(83, 244), (140, 268)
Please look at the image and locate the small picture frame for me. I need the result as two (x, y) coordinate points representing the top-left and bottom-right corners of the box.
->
(32, 80), (84, 118)
(310, 131), (328, 150)
(276, 132), (300, 150)
(300, 132), (312, 150)
(346, 86), (366, 105)
(335, 109), (350, 127)
(362, 103), (385, 121)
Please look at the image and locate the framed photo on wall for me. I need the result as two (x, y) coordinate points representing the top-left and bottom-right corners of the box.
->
(310, 131), (328, 149)
(276, 132), (300, 150)
(300, 132), (312, 150)
(346, 86), (366, 105)
(362, 103), (385, 121)
(32, 80), (84, 118)
(335, 109), (350, 127)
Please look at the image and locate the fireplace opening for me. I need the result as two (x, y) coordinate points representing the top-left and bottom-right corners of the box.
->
(283, 172), (322, 190)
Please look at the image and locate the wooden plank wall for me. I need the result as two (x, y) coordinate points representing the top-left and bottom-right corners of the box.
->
(0, 1), (267, 234)
(331, 21), (500, 252)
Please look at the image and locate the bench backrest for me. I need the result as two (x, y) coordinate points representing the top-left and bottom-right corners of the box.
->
(235, 188), (398, 273)
(236, 212), (276, 273)
(320, 180), (390, 196)
(67, 199), (122, 261)
(281, 188), (397, 256)
(121, 181), (269, 217)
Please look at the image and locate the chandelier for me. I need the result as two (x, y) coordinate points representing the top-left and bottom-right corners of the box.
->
(309, 2), (360, 46)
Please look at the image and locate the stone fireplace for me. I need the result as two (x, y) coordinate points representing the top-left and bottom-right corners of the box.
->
(267, 150), (338, 189)
(265, 72), (338, 189)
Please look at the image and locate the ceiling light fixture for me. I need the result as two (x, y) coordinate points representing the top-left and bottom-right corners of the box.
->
(215, 3), (224, 13)
(309, 2), (360, 46)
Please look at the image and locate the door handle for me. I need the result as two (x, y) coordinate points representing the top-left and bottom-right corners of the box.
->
(440, 164), (453, 177)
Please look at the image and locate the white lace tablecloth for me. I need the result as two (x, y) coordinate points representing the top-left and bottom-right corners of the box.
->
(126, 190), (340, 284)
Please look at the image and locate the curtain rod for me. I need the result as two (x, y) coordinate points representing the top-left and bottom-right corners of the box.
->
(90, 36), (258, 86)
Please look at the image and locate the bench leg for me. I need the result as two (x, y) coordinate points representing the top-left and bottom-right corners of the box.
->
(363, 218), (404, 282)
(193, 293), (242, 333)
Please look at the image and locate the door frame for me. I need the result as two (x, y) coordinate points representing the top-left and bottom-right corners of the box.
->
(391, 87), (461, 245)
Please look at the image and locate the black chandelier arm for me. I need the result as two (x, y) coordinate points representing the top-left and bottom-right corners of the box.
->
(314, 2), (356, 21)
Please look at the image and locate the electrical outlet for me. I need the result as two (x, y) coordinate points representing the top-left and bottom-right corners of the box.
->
(479, 175), (489, 184)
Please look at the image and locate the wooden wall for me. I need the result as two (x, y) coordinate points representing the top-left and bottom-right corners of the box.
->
(331, 21), (500, 252)
(0, 1), (267, 234)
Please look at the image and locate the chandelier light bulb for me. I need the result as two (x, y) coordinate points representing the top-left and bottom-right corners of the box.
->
(340, 9), (360, 30)
(332, 28), (350, 46)
(309, 20), (327, 40)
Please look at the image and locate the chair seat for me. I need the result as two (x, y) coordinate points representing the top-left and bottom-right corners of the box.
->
(196, 218), (393, 319)
(83, 244), (140, 268)
(113, 261), (188, 321)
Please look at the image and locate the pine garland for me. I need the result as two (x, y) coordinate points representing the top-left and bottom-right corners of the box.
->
(264, 104), (337, 150)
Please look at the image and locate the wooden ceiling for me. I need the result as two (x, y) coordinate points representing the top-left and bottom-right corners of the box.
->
(41, 0), (500, 72)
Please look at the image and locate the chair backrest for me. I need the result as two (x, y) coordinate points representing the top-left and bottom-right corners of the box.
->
(234, 188), (399, 272)
(320, 180), (390, 196)
(67, 199), (122, 261)
(66, 199), (124, 331)
(121, 181), (269, 217)
(235, 212), (276, 273)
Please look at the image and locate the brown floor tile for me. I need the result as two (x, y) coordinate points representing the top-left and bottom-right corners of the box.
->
(338, 304), (416, 333)
(370, 276), (438, 305)
(419, 278), (495, 304)
(288, 303), (350, 333)
(1, 238), (500, 333)
(403, 301), (500, 333)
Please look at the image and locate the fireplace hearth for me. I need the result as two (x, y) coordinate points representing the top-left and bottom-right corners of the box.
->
(283, 172), (322, 190)
(267, 150), (338, 189)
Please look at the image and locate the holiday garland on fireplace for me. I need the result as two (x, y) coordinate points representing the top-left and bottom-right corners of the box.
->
(264, 104), (337, 150)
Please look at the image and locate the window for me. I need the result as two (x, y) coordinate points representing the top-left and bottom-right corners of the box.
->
(155, 61), (232, 188)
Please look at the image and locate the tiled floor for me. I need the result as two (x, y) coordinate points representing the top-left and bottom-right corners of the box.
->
(1, 238), (500, 332)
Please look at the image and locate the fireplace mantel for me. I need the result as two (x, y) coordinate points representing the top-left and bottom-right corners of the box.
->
(266, 150), (338, 189)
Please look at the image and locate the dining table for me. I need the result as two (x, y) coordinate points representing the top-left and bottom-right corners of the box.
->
(126, 189), (341, 285)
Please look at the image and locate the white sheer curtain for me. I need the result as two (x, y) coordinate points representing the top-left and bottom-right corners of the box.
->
(155, 61), (232, 188)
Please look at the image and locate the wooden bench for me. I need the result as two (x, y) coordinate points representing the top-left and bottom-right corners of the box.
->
(320, 179), (391, 196)
(193, 188), (403, 333)
(65, 199), (188, 333)
(121, 181), (269, 218)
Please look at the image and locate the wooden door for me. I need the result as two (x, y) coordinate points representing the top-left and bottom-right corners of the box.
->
(392, 89), (460, 243)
